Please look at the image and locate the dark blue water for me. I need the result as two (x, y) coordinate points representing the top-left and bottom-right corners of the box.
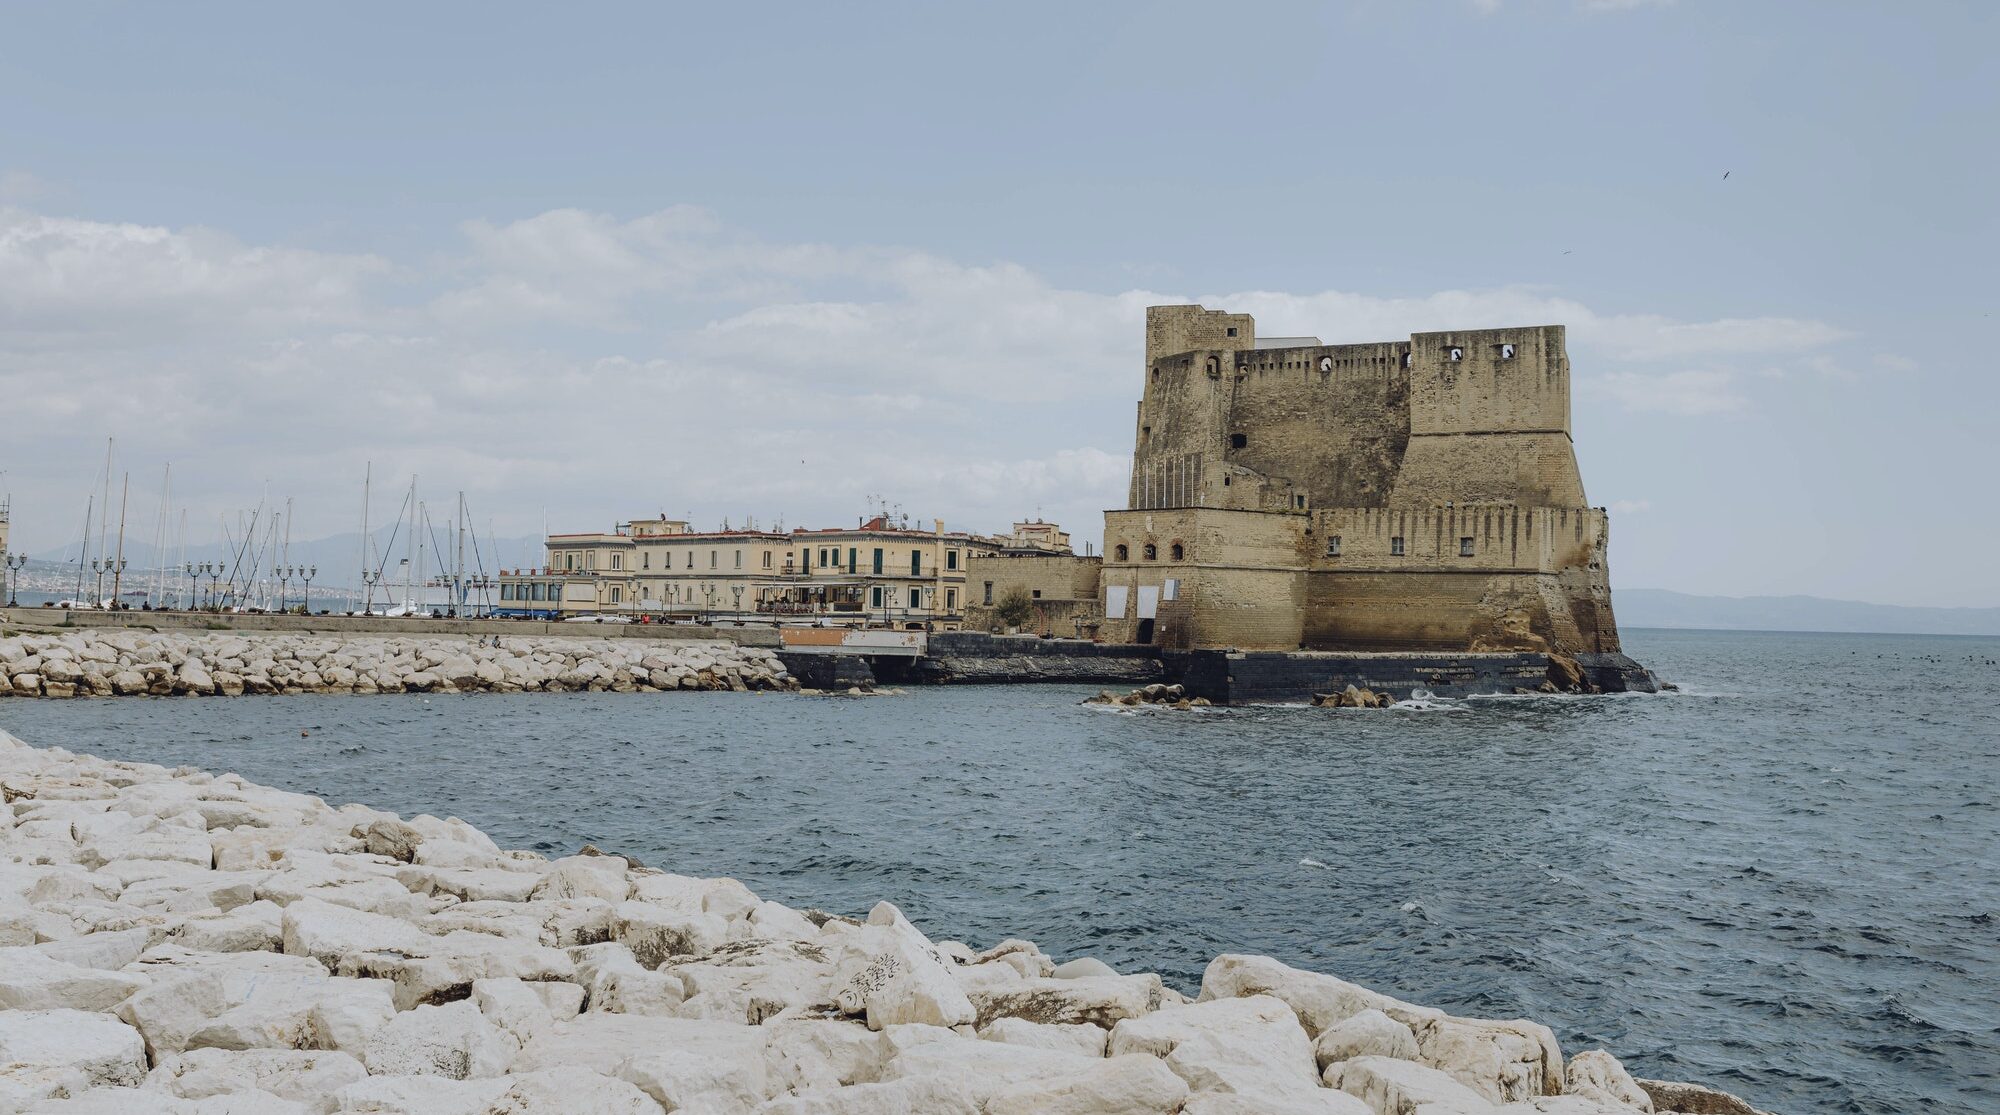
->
(4, 629), (1995, 1113)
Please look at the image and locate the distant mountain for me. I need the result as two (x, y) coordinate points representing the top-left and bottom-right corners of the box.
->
(1618, 589), (2000, 637)
(27, 528), (546, 589)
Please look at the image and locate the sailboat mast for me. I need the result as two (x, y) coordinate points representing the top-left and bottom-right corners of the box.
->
(359, 463), (373, 613)
(97, 438), (112, 578)
(112, 473), (129, 603)
(74, 490), (94, 606)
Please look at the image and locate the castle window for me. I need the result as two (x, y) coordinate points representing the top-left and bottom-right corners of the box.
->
(1141, 426), (1151, 445)
(1205, 356), (1220, 377)
(1031, 590), (1042, 599)
(1497, 343), (1516, 360)
(1115, 544), (1129, 562)
(1459, 536), (1475, 556)
(1143, 544), (1157, 561)
(1151, 367), (1159, 383)
(1229, 433), (1247, 449)
(1169, 543), (1184, 561)
(1448, 347), (1464, 361)
(1403, 352), (1413, 368)
(1294, 494), (1306, 509)
(1325, 536), (1342, 557)
(1319, 356), (1332, 373)
(983, 581), (993, 604)
(1226, 327), (1237, 337)
(1222, 476), (1231, 486)
(1163, 578), (1179, 601)
(1391, 536), (1405, 556)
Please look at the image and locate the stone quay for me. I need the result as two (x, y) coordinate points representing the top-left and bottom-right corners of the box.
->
(0, 729), (1774, 1114)
(0, 631), (792, 699)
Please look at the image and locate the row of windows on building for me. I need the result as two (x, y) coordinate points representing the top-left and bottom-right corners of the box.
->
(1112, 543), (1185, 562)
(1109, 536), (1480, 563)
(1323, 536), (1476, 557)
(557, 546), (959, 576)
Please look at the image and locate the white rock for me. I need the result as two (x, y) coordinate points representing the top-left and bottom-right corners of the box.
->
(361, 1000), (515, 1080)
(514, 1013), (770, 1113)
(968, 974), (1159, 1029)
(1315, 1008), (1421, 1070)
(1566, 1050), (1654, 1111)
(0, 948), (150, 1011)
(1051, 956), (1119, 980)
(478, 1068), (662, 1114)
(151, 1046), (368, 1113)
(1326, 1054), (1492, 1114)
(525, 855), (630, 904)
(761, 1018), (889, 1093)
(1110, 994), (1320, 1100)
(830, 922), (976, 1031)
(0, 1008), (148, 1087)
(978, 1016), (1110, 1058)
(613, 900), (729, 968)
(982, 1054), (1191, 1115)
(753, 1076), (980, 1114)
(330, 1074), (510, 1114)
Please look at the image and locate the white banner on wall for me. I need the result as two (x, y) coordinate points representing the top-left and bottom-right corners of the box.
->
(1106, 585), (1129, 619)
(1137, 585), (1159, 620)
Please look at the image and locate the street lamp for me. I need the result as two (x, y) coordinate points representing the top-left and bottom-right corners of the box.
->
(4, 553), (25, 607)
(302, 566), (316, 614)
(730, 584), (744, 620)
(360, 569), (379, 615)
(91, 558), (107, 608)
(204, 564), (222, 611)
(183, 562), (197, 610)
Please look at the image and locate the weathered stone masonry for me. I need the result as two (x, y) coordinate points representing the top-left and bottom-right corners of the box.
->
(1101, 305), (1624, 655)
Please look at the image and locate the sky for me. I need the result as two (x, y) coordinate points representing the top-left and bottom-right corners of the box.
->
(0, 1), (1994, 605)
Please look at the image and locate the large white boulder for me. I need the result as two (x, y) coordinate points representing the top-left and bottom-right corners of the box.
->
(0, 948), (150, 1011)
(514, 1013), (772, 1112)
(979, 1017), (1110, 1058)
(829, 917), (975, 1031)
(968, 974), (1159, 1029)
(0, 1008), (148, 1088)
(1326, 1054), (1491, 1114)
(361, 1000), (515, 1080)
(1315, 1008), (1421, 1070)
(1109, 994), (1321, 1102)
(982, 1054), (1191, 1115)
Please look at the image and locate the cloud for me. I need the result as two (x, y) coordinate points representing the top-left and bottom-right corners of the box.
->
(0, 202), (1858, 563)
(1585, 369), (1748, 416)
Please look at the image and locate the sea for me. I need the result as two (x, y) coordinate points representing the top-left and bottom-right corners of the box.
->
(2, 628), (1994, 1114)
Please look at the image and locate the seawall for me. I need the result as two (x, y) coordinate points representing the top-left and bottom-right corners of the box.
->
(0, 728), (1771, 1114)
(0, 629), (792, 697)
(0, 606), (780, 647)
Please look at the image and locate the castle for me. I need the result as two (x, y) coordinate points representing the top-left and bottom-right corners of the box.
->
(1097, 305), (1625, 656)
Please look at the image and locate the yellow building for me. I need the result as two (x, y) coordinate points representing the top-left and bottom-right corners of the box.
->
(498, 514), (999, 627)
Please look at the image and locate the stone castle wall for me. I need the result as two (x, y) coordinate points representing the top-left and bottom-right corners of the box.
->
(1105, 305), (1627, 655)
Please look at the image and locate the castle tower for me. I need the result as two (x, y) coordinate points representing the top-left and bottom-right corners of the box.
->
(1387, 325), (1587, 508)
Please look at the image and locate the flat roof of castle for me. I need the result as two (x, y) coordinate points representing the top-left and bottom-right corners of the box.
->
(1254, 336), (1323, 349)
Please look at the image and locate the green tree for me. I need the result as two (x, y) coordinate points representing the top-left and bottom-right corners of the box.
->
(995, 588), (1035, 629)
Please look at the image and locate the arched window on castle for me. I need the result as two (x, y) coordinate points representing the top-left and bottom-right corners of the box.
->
(1204, 356), (1220, 378)
(1114, 544), (1129, 562)
(1169, 543), (1184, 561)
(1143, 544), (1158, 561)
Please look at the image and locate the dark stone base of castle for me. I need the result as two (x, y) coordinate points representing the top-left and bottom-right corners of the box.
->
(1163, 649), (1660, 705)
(908, 632), (1167, 686)
(777, 652), (880, 690)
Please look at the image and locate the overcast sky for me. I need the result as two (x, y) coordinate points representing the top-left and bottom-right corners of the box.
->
(1, 2), (1993, 605)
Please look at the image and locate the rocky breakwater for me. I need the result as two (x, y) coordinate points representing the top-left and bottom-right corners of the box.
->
(0, 730), (1776, 1114)
(0, 631), (791, 698)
